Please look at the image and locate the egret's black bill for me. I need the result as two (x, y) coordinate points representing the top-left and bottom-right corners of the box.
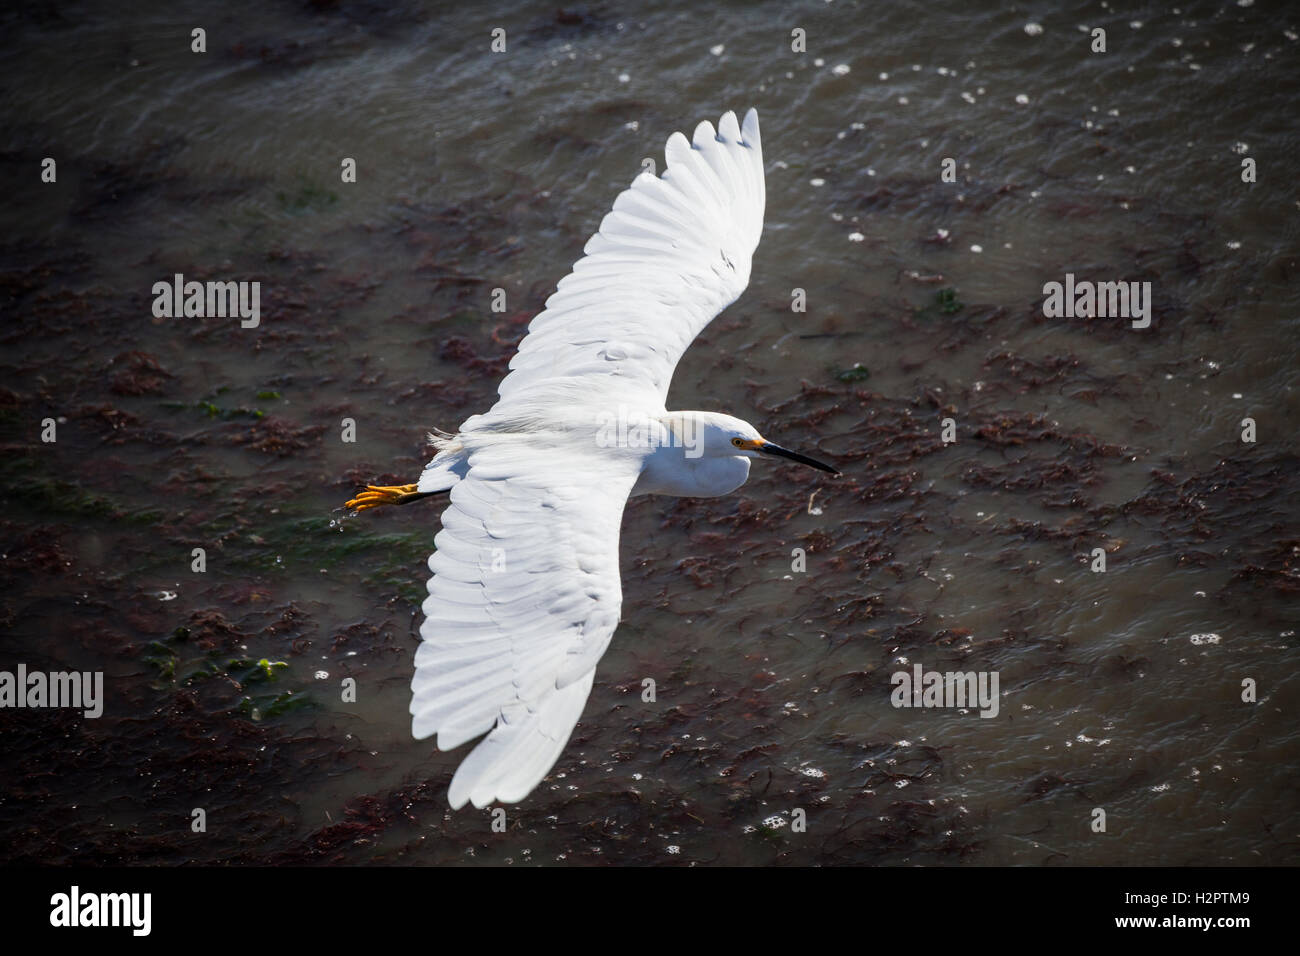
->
(759, 442), (839, 475)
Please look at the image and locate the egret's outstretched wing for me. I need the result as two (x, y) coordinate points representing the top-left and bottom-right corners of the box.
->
(411, 440), (641, 808)
(494, 108), (765, 409)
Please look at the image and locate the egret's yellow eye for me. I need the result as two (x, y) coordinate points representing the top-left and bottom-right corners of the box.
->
(732, 438), (744, 447)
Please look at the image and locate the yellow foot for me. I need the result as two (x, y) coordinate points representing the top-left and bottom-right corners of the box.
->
(345, 483), (420, 512)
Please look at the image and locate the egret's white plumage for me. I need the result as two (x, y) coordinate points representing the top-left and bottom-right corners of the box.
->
(367, 108), (835, 808)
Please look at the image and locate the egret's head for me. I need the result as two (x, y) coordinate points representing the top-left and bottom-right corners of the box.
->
(687, 411), (839, 474)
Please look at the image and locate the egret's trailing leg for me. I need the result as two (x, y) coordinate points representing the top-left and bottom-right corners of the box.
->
(345, 483), (440, 512)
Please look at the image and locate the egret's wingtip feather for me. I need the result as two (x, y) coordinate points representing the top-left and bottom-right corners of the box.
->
(663, 130), (691, 166)
(717, 109), (741, 142)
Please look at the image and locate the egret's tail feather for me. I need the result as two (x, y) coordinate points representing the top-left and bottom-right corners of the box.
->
(426, 427), (459, 450)
(432, 670), (595, 809)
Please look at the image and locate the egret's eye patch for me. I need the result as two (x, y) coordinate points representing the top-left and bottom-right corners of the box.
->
(731, 438), (744, 447)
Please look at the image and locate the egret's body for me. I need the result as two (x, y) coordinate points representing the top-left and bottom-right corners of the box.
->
(347, 109), (836, 808)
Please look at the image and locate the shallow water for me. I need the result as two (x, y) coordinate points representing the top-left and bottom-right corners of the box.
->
(1, 0), (1297, 865)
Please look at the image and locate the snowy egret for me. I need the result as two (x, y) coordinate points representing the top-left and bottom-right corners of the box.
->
(346, 108), (837, 809)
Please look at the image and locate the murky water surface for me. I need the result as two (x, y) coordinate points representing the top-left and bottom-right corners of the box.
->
(1, 1), (1297, 865)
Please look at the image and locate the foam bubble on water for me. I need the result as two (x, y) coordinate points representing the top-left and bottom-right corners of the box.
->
(1190, 633), (1222, 645)
(1024, 23), (1043, 36)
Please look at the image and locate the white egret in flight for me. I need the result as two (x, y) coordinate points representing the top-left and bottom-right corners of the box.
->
(346, 108), (837, 809)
